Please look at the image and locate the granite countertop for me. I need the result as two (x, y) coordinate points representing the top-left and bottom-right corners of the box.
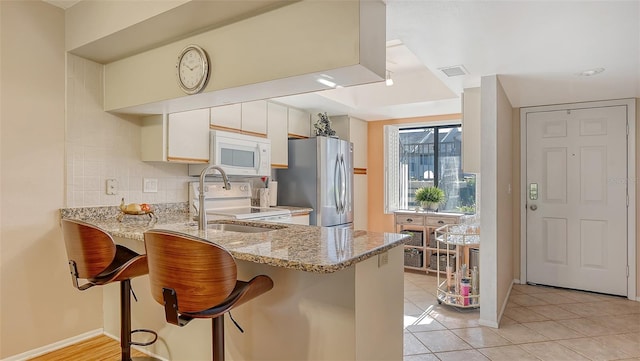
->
(272, 205), (312, 215)
(60, 203), (408, 274)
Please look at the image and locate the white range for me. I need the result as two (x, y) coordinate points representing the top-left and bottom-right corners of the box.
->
(189, 181), (292, 223)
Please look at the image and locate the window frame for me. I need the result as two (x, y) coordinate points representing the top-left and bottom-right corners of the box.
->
(384, 120), (466, 214)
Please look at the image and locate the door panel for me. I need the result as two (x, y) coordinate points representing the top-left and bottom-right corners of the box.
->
(580, 219), (607, 269)
(543, 147), (567, 203)
(526, 105), (628, 296)
(542, 217), (568, 265)
(580, 146), (607, 203)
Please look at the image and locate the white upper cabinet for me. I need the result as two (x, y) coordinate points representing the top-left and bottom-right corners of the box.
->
(241, 100), (268, 136)
(288, 107), (311, 138)
(331, 115), (367, 169)
(210, 103), (241, 130)
(167, 109), (210, 162)
(141, 108), (210, 163)
(210, 101), (268, 136)
(267, 102), (288, 168)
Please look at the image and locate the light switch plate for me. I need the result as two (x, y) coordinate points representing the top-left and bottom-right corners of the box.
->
(143, 178), (158, 193)
(106, 179), (118, 195)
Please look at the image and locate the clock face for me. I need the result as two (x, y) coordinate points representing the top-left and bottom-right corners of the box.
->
(176, 45), (209, 94)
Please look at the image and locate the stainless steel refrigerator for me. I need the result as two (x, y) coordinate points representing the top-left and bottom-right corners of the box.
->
(276, 136), (353, 228)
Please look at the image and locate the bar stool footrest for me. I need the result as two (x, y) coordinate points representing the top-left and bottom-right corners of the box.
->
(131, 328), (158, 347)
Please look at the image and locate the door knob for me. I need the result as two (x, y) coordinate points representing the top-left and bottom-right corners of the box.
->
(530, 205), (538, 211)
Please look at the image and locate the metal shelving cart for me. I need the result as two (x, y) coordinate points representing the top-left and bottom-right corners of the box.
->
(434, 222), (480, 308)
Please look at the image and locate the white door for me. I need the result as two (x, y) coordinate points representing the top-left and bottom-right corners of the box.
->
(526, 105), (628, 296)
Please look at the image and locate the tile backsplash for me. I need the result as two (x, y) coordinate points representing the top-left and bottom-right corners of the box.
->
(65, 54), (192, 207)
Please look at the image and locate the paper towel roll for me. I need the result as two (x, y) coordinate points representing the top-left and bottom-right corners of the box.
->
(269, 181), (278, 206)
(259, 188), (270, 207)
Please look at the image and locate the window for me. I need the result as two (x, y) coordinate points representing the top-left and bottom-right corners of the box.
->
(385, 123), (476, 214)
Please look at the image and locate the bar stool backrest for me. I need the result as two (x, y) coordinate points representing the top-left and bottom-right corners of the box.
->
(144, 230), (238, 313)
(62, 219), (117, 279)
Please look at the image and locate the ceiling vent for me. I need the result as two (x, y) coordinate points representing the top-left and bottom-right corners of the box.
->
(439, 65), (468, 77)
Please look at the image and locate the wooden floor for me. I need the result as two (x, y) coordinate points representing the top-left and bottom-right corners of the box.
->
(27, 335), (149, 361)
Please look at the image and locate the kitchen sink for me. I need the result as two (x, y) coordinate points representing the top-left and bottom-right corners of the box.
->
(207, 222), (285, 233)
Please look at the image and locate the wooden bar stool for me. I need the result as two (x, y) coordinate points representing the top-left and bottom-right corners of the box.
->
(61, 219), (158, 361)
(143, 229), (274, 361)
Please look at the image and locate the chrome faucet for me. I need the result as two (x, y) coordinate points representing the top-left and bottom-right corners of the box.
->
(198, 165), (231, 230)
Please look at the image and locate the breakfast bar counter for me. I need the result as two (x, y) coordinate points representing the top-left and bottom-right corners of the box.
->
(61, 204), (408, 361)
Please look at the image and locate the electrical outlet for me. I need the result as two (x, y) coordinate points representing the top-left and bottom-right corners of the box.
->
(143, 178), (158, 193)
(378, 252), (389, 267)
(106, 179), (118, 195)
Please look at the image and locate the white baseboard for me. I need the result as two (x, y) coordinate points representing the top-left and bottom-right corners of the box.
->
(2, 330), (168, 361)
(478, 279), (516, 329)
(1, 329), (102, 361)
(478, 318), (499, 328)
(496, 279), (516, 327)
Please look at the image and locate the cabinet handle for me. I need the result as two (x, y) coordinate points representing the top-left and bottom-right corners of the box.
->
(438, 220), (445, 224)
(406, 218), (413, 222)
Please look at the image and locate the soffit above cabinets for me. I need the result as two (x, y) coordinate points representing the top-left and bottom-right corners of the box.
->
(104, 1), (386, 114)
(65, 0), (292, 64)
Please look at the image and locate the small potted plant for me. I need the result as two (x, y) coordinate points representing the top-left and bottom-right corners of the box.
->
(415, 186), (445, 211)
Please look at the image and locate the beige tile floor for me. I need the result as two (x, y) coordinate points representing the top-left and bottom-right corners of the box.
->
(403, 271), (640, 361)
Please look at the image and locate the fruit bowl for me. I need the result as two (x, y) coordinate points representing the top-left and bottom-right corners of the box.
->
(117, 198), (156, 222)
(121, 209), (153, 215)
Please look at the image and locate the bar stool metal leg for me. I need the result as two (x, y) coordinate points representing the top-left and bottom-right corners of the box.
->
(121, 279), (161, 361)
(121, 280), (132, 361)
(212, 316), (224, 361)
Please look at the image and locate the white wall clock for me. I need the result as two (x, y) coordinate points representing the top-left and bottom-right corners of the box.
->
(176, 45), (210, 95)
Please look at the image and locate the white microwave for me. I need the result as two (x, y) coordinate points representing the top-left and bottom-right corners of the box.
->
(189, 130), (271, 177)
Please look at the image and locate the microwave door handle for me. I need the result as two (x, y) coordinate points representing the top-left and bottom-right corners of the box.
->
(256, 144), (262, 172)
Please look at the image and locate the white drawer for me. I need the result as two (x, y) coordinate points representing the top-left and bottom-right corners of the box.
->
(426, 215), (459, 227)
(396, 214), (424, 225)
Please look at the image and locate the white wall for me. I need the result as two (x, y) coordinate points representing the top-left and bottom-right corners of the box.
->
(66, 54), (190, 207)
(0, 2), (99, 358)
(479, 75), (514, 327)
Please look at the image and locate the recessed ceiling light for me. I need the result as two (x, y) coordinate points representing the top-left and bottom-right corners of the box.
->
(579, 67), (605, 77)
(316, 74), (337, 88)
(317, 78), (336, 88)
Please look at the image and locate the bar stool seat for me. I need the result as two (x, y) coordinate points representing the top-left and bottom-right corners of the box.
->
(143, 229), (274, 361)
(61, 219), (158, 361)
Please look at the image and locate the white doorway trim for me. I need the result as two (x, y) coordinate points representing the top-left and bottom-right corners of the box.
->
(520, 98), (636, 300)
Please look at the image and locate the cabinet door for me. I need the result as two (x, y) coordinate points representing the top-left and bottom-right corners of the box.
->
(289, 214), (310, 225)
(167, 109), (210, 163)
(210, 103), (241, 130)
(288, 107), (311, 138)
(353, 174), (368, 230)
(241, 100), (267, 136)
(350, 116), (368, 169)
(267, 102), (288, 168)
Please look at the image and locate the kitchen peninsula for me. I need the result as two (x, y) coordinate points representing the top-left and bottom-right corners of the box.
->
(61, 204), (407, 361)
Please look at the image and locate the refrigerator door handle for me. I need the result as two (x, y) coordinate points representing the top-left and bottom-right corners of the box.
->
(334, 154), (342, 213)
(340, 155), (347, 214)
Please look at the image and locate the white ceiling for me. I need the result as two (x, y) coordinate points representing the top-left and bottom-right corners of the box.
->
(45, 1), (640, 121)
(275, 1), (640, 120)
